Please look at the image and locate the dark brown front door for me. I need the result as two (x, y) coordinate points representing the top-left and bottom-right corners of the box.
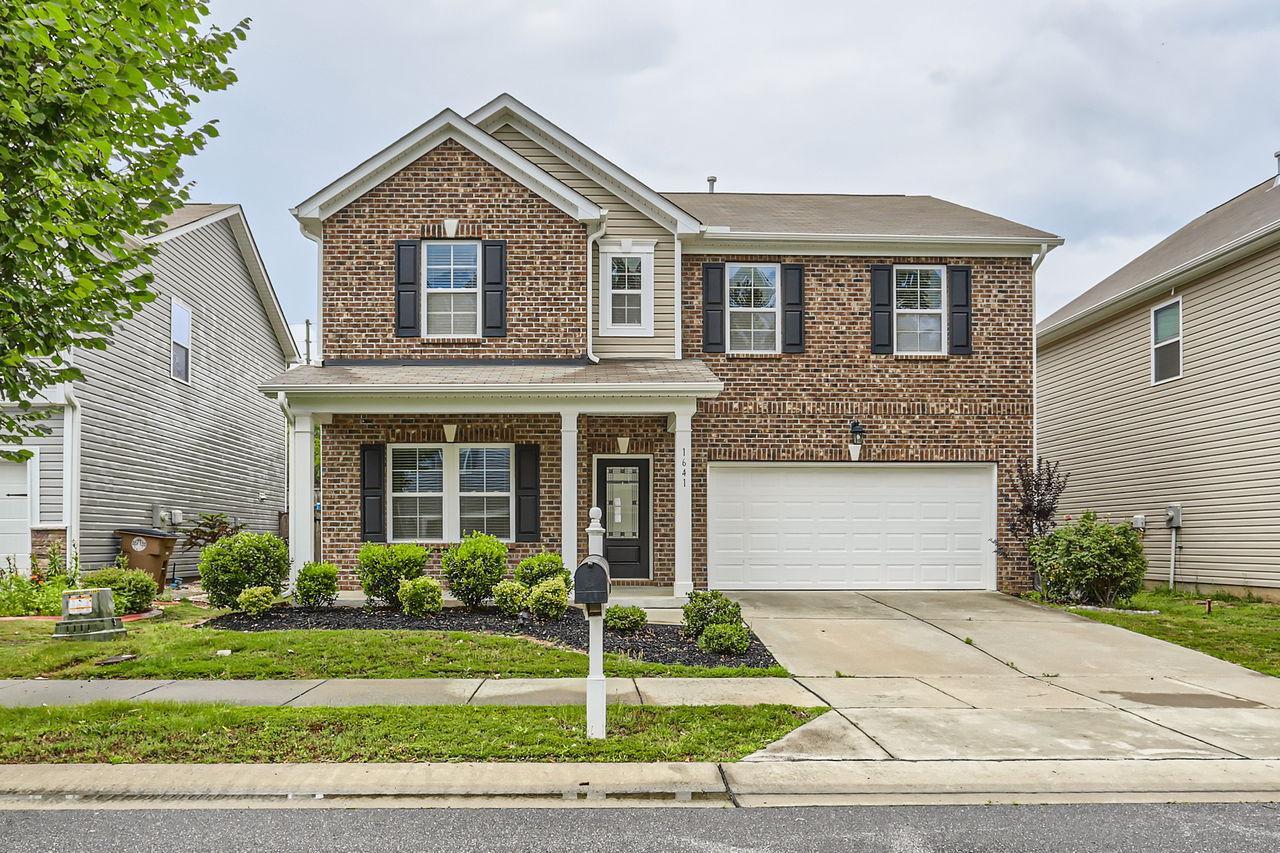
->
(595, 457), (650, 579)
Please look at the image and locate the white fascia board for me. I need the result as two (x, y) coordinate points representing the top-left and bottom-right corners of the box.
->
(146, 204), (241, 244)
(291, 108), (601, 227)
(274, 392), (720, 417)
(682, 233), (1059, 258)
(261, 381), (723, 399)
(469, 95), (703, 235)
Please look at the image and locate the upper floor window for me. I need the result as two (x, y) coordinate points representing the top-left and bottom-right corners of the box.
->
(599, 240), (655, 336)
(170, 297), (192, 382)
(424, 242), (480, 337)
(894, 265), (945, 354)
(389, 443), (513, 542)
(1151, 298), (1181, 384)
(727, 262), (780, 353)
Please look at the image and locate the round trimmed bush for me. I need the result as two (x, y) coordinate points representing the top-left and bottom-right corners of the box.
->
(80, 567), (159, 615)
(197, 531), (290, 609)
(492, 579), (530, 617)
(513, 552), (569, 589)
(1029, 511), (1147, 606)
(526, 576), (569, 621)
(293, 562), (339, 609)
(441, 532), (507, 609)
(357, 543), (427, 607)
(604, 605), (647, 633)
(697, 621), (750, 655)
(397, 576), (444, 618)
(236, 586), (276, 617)
(682, 590), (742, 638)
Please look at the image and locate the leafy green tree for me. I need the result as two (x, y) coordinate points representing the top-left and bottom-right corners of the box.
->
(0, 1), (248, 460)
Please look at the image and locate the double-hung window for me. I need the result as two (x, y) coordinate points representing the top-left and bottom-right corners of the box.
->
(170, 298), (192, 382)
(599, 240), (655, 336)
(1151, 298), (1182, 384)
(424, 242), (480, 336)
(389, 444), (513, 542)
(726, 262), (780, 353)
(893, 265), (945, 354)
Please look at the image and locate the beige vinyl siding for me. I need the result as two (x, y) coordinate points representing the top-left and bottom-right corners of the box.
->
(491, 124), (677, 359)
(1037, 241), (1280, 592)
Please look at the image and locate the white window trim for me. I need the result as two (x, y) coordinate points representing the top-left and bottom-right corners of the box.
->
(892, 264), (948, 355)
(387, 442), (515, 543)
(1150, 296), (1183, 386)
(725, 261), (782, 354)
(170, 297), (192, 384)
(422, 240), (482, 338)
(598, 239), (655, 337)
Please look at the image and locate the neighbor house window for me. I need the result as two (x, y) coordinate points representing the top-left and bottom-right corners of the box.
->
(726, 262), (780, 353)
(424, 242), (480, 336)
(1152, 298), (1182, 384)
(389, 444), (514, 542)
(170, 298), (192, 382)
(894, 265), (945, 354)
(599, 240), (655, 336)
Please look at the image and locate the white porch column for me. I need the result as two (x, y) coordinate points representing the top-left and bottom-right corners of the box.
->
(288, 411), (315, 585)
(560, 409), (579, 570)
(672, 407), (694, 597)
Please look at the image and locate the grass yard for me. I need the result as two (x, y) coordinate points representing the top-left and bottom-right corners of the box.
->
(0, 701), (820, 763)
(1070, 589), (1280, 677)
(0, 604), (787, 679)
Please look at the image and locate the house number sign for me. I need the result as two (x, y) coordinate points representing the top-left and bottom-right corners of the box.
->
(130, 536), (148, 552)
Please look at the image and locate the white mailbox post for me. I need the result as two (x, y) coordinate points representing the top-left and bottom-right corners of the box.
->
(574, 507), (610, 739)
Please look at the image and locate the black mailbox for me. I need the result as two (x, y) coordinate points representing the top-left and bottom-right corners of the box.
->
(574, 556), (611, 606)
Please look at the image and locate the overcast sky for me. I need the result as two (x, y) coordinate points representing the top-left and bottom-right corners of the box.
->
(185, 0), (1280, 339)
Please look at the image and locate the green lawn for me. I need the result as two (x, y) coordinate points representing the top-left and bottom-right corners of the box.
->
(1070, 589), (1280, 677)
(0, 604), (787, 679)
(0, 701), (820, 763)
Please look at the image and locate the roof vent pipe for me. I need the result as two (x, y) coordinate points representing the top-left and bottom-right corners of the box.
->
(706, 175), (717, 193)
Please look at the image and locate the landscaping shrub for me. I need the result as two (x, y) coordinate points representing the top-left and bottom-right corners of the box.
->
(441, 532), (507, 609)
(0, 566), (71, 617)
(293, 562), (339, 609)
(197, 531), (290, 609)
(397, 576), (444, 618)
(682, 590), (742, 638)
(356, 543), (427, 607)
(1029, 511), (1147, 607)
(492, 579), (530, 617)
(513, 552), (569, 589)
(604, 605), (647, 633)
(80, 567), (158, 615)
(236, 586), (276, 617)
(526, 576), (569, 621)
(697, 622), (751, 655)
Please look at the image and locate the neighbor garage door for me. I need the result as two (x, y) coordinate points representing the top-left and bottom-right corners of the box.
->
(706, 464), (995, 590)
(0, 460), (31, 571)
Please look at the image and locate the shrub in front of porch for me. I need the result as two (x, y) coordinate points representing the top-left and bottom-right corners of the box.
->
(197, 532), (290, 609)
(682, 590), (743, 639)
(236, 586), (276, 617)
(697, 622), (751, 655)
(492, 579), (529, 617)
(514, 552), (569, 589)
(1029, 511), (1147, 607)
(441, 533), (506, 609)
(398, 576), (444, 617)
(526, 576), (569, 620)
(357, 543), (427, 607)
(293, 562), (339, 609)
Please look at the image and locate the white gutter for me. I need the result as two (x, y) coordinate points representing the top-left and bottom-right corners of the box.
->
(260, 381), (724, 398)
(696, 230), (1065, 247)
(584, 211), (609, 364)
(1031, 241), (1055, 273)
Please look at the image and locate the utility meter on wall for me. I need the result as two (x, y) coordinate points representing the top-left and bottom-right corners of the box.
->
(1165, 505), (1183, 529)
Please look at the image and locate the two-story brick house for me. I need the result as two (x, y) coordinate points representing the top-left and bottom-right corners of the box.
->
(262, 95), (1061, 596)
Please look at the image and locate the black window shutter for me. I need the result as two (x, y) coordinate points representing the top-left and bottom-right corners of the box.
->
(702, 263), (726, 352)
(514, 443), (540, 542)
(781, 264), (805, 352)
(870, 264), (893, 354)
(394, 241), (420, 337)
(482, 240), (507, 337)
(948, 265), (973, 355)
(359, 443), (387, 542)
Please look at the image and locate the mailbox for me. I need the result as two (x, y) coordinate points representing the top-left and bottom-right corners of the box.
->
(574, 556), (611, 607)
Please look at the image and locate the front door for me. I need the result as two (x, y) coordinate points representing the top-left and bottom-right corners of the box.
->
(595, 457), (650, 579)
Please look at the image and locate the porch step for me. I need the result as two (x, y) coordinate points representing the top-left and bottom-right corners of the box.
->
(607, 586), (687, 609)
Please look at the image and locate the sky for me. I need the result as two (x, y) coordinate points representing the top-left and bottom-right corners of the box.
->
(183, 0), (1280, 343)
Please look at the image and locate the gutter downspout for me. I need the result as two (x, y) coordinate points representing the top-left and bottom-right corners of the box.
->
(1030, 241), (1054, 465)
(585, 211), (609, 364)
(62, 385), (81, 559)
(295, 220), (323, 365)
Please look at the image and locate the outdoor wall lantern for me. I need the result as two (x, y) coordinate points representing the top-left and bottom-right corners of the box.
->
(848, 420), (866, 461)
(442, 424), (458, 443)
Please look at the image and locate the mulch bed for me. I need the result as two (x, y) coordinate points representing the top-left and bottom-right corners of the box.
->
(204, 607), (780, 670)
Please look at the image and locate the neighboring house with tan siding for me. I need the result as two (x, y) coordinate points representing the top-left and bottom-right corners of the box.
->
(1037, 169), (1280, 598)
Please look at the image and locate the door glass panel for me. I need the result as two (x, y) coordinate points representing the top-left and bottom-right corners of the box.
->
(605, 465), (640, 539)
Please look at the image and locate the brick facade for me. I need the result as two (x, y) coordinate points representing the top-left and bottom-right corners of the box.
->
(29, 527), (68, 572)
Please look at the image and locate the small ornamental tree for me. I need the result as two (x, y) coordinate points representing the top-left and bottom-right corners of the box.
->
(1002, 456), (1070, 589)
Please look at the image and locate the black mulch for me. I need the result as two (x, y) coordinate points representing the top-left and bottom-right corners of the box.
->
(204, 607), (780, 670)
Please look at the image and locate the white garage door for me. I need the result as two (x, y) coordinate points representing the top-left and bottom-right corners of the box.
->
(707, 464), (996, 590)
(0, 461), (32, 571)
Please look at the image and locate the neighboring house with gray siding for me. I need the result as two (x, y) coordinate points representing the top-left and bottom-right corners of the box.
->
(1037, 168), (1280, 599)
(0, 205), (298, 576)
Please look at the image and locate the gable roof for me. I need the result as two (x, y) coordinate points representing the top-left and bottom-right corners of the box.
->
(291, 108), (602, 233)
(1039, 177), (1280, 344)
(149, 204), (299, 363)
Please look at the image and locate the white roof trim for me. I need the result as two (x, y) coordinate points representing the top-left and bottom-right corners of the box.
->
(469, 94), (703, 236)
(148, 205), (240, 244)
(292, 109), (601, 229)
(261, 381), (723, 398)
(692, 230), (1063, 246)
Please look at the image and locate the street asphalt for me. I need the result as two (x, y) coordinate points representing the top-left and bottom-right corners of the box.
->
(2, 803), (1279, 852)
